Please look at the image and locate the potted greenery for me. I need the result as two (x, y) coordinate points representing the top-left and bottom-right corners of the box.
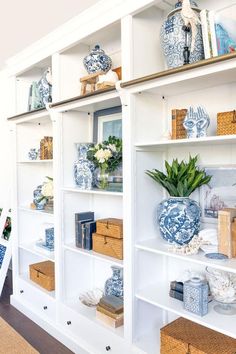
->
(146, 155), (211, 245)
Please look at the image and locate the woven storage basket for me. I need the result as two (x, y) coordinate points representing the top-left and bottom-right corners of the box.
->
(161, 317), (236, 354)
(217, 110), (236, 135)
(92, 233), (123, 259)
(29, 260), (55, 291)
(96, 218), (123, 239)
(172, 109), (187, 139)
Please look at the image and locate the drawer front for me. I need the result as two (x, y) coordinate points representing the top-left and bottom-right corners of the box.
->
(58, 304), (128, 354)
(16, 278), (56, 320)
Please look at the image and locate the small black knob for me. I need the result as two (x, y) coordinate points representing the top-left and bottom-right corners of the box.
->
(43, 306), (48, 310)
(20, 290), (24, 294)
(67, 321), (71, 325)
(106, 346), (111, 351)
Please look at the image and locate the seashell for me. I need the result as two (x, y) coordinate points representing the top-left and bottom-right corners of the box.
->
(79, 288), (103, 307)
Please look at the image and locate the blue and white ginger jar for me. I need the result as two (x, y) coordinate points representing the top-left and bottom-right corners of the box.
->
(38, 67), (52, 106)
(28, 148), (38, 160)
(33, 185), (46, 210)
(105, 266), (123, 298)
(74, 143), (95, 190)
(160, 1), (204, 68)
(158, 197), (201, 245)
(83, 45), (112, 74)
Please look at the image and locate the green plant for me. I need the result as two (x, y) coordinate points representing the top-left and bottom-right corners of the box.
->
(146, 155), (211, 197)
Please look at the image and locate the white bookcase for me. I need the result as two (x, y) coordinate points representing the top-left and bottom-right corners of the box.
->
(7, 0), (236, 353)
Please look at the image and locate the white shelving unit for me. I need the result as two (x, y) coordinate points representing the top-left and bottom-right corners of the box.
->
(7, 0), (236, 353)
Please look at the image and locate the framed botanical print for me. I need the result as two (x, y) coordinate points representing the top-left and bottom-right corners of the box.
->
(93, 106), (122, 143)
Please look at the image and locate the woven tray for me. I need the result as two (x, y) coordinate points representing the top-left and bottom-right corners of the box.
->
(29, 260), (55, 291)
(96, 218), (123, 239)
(92, 233), (123, 259)
(161, 317), (236, 354)
(217, 110), (236, 135)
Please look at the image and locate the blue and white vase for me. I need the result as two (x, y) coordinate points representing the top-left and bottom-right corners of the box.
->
(184, 277), (208, 316)
(28, 148), (38, 160)
(38, 67), (52, 106)
(45, 227), (54, 250)
(160, 1), (204, 68)
(33, 185), (46, 210)
(74, 143), (95, 190)
(158, 197), (201, 245)
(183, 106), (210, 138)
(105, 266), (123, 298)
(83, 45), (112, 74)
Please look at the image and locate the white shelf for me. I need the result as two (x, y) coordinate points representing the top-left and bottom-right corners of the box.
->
(135, 330), (160, 354)
(136, 283), (236, 340)
(18, 206), (54, 217)
(63, 186), (123, 197)
(136, 238), (236, 274)
(64, 243), (123, 267)
(135, 135), (236, 150)
(19, 243), (55, 261)
(65, 298), (124, 338)
(17, 159), (53, 164)
(19, 273), (55, 299)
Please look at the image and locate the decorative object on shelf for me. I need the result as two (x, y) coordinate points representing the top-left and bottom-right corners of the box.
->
(161, 317), (236, 353)
(205, 253), (228, 260)
(79, 288), (103, 307)
(168, 234), (203, 255)
(200, 167), (236, 222)
(28, 81), (43, 111)
(206, 267), (236, 315)
(146, 156), (211, 245)
(215, 24), (236, 56)
(41, 176), (54, 211)
(218, 208), (236, 258)
(171, 108), (187, 140)
(0, 245), (6, 268)
(217, 110), (236, 136)
(169, 281), (184, 301)
(97, 69), (119, 90)
(1, 210), (11, 241)
(92, 232), (123, 260)
(96, 295), (124, 328)
(160, 0), (204, 69)
(87, 136), (122, 190)
(83, 45), (112, 74)
(45, 226), (54, 250)
(40, 136), (53, 160)
(74, 143), (95, 190)
(96, 218), (123, 238)
(80, 72), (101, 95)
(183, 276), (208, 316)
(104, 266), (123, 298)
(28, 148), (38, 160)
(37, 67), (52, 106)
(183, 106), (210, 138)
(199, 228), (218, 254)
(75, 211), (95, 249)
(29, 260), (55, 291)
(32, 185), (47, 210)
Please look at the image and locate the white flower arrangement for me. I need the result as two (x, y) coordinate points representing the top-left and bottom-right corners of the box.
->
(41, 176), (53, 200)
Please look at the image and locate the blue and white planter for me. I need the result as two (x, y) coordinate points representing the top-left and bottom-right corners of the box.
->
(158, 197), (201, 245)
(160, 1), (204, 69)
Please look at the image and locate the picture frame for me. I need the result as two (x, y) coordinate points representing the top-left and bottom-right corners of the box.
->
(200, 166), (236, 223)
(93, 106), (122, 143)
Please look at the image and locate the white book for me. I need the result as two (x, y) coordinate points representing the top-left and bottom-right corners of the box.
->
(208, 10), (218, 57)
(200, 9), (213, 59)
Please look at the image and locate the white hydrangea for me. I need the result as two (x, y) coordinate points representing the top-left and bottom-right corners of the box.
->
(42, 180), (53, 197)
(94, 148), (112, 163)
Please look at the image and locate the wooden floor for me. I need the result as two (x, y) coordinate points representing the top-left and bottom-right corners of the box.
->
(0, 271), (74, 354)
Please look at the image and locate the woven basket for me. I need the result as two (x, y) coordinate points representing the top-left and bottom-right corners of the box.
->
(217, 110), (236, 135)
(161, 317), (236, 354)
(92, 233), (123, 259)
(171, 109), (187, 139)
(29, 260), (55, 291)
(96, 218), (123, 239)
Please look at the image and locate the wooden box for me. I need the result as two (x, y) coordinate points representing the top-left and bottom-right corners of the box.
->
(29, 260), (55, 291)
(218, 208), (236, 258)
(217, 110), (236, 136)
(92, 233), (123, 259)
(171, 109), (187, 140)
(96, 218), (123, 239)
(161, 317), (236, 354)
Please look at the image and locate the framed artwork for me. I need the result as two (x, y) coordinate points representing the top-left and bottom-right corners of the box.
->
(200, 166), (236, 223)
(93, 106), (122, 143)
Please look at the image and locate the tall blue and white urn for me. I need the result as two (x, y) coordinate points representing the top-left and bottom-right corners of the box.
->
(74, 143), (95, 190)
(158, 197), (201, 245)
(83, 45), (112, 74)
(160, 1), (204, 69)
(105, 266), (123, 298)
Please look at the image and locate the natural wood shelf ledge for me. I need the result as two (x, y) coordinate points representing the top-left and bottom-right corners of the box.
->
(7, 107), (47, 121)
(120, 52), (236, 88)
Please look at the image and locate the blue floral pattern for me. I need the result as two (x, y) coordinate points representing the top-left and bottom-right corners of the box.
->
(105, 266), (123, 298)
(0, 245), (6, 268)
(83, 45), (112, 74)
(158, 197), (201, 245)
(74, 143), (95, 190)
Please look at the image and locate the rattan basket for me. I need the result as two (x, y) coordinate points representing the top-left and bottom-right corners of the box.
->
(92, 233), (123, 259)
(161, 317), (236, 354)
(29, 260), (55, 291)
(217, 110), (236, 135)
(96, 218), (123, 239)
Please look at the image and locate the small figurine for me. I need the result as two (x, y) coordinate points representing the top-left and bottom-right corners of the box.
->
(183, 106), (210, 138)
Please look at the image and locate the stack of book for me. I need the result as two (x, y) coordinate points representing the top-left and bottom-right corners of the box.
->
(169, 281), (184, 301)
(96, 295), (124, 328)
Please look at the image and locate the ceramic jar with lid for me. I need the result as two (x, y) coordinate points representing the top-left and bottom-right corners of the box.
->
(83, 45), (112, 74)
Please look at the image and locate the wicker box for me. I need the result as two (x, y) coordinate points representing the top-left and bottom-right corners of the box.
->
(96, 218), (123, 239)
(92, 233), (123, 259)
(161, 317), (236, 354)
(217, 110), (236, 136)
(29, 260), (55, 291)
(171, 109), (187, 140)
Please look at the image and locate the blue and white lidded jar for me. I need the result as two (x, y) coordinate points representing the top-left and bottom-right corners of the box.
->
(74, 143), (95, 190)
(83, 45), (112, 74)
(183, 277), (208, 316)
